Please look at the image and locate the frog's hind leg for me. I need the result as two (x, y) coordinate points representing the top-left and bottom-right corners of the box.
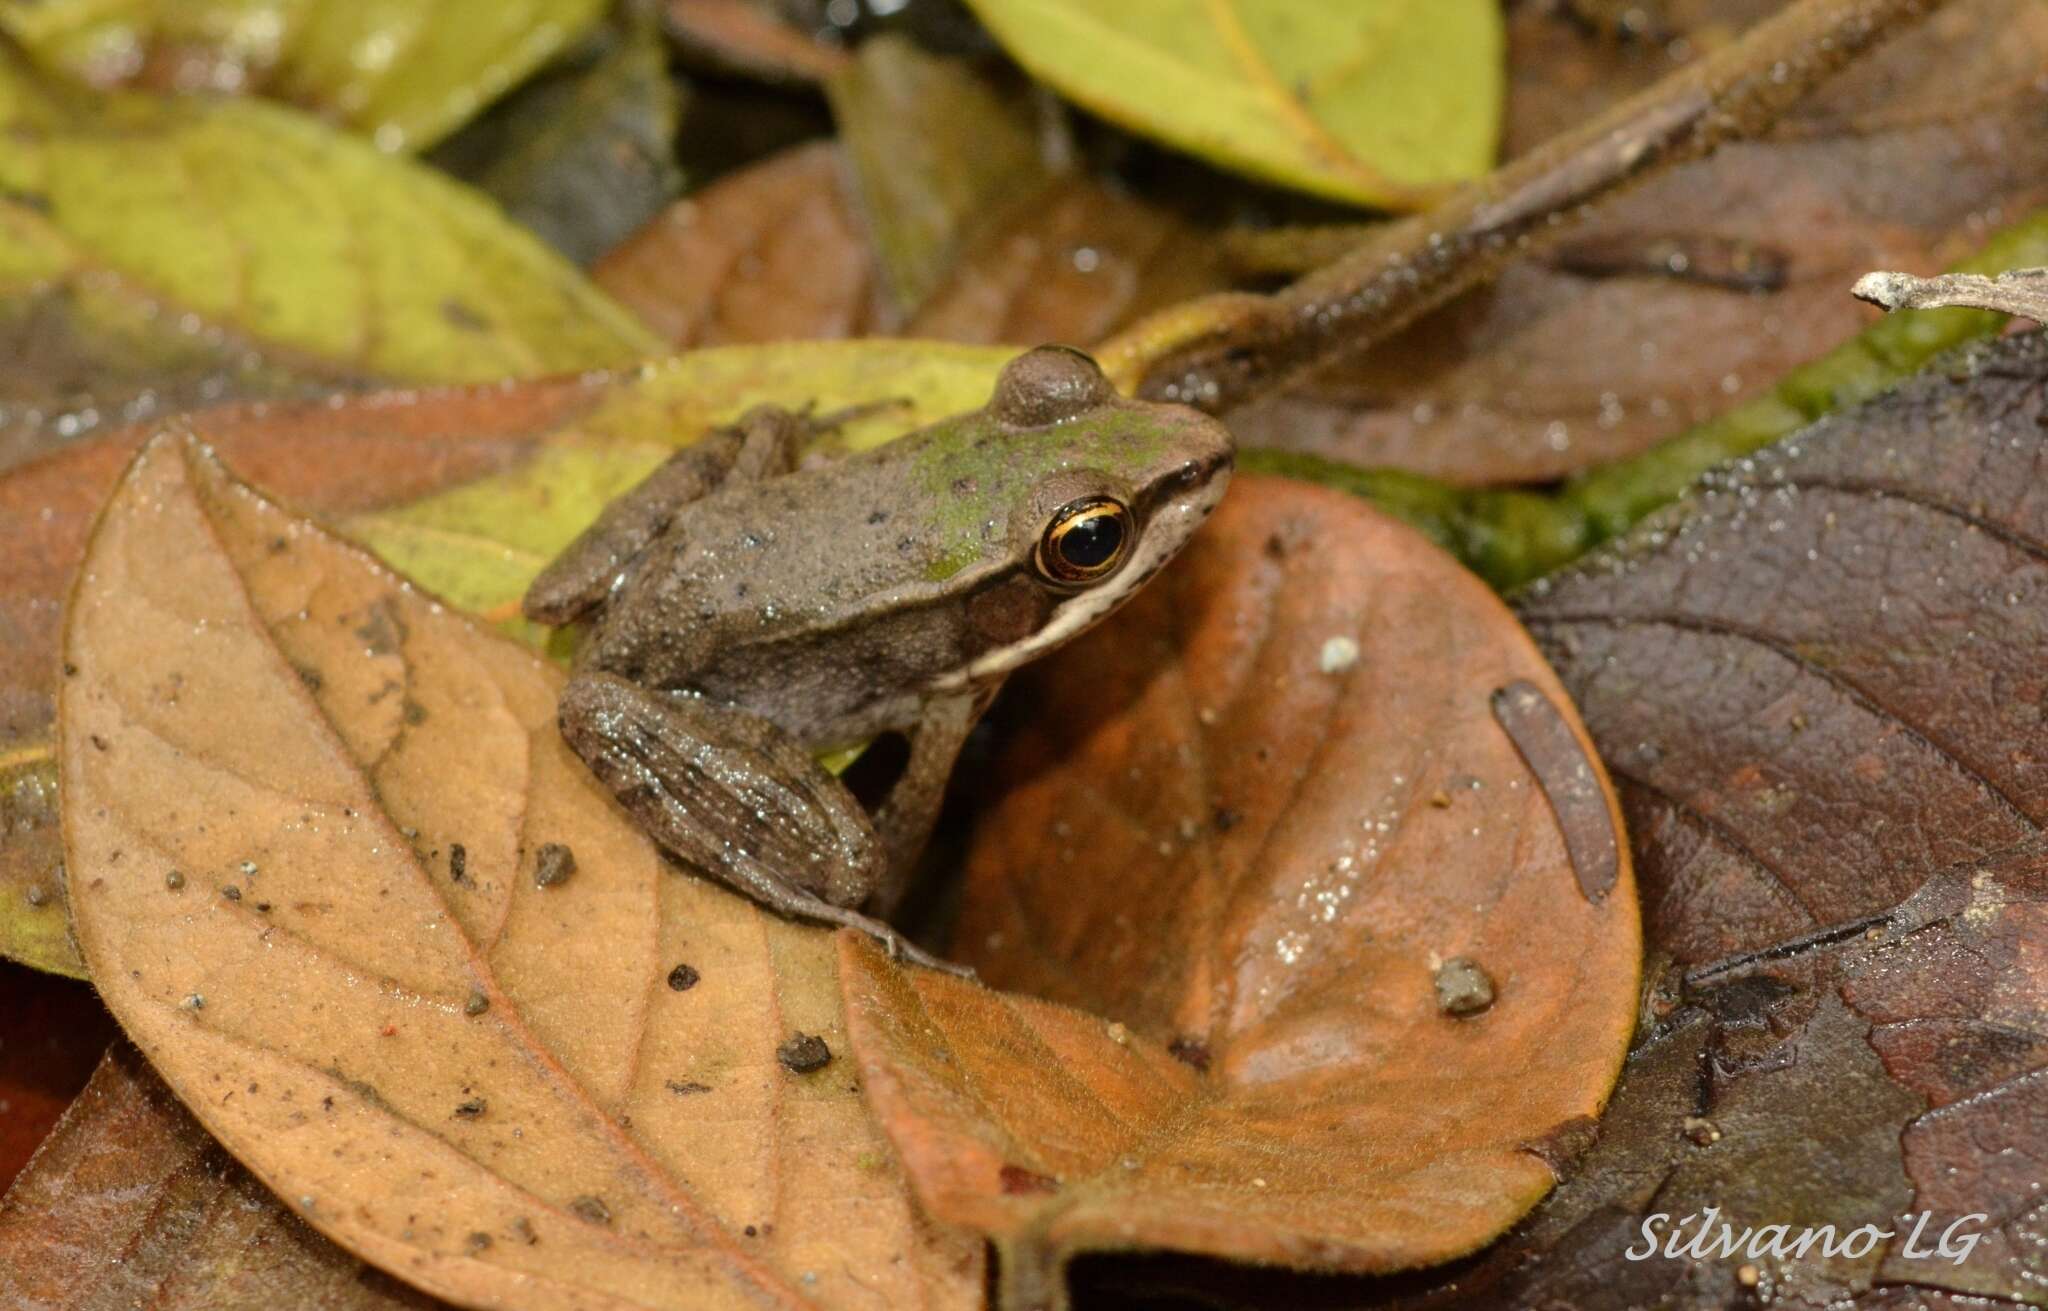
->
(558, 671), (970, 976)
(522, 410), (808, 624)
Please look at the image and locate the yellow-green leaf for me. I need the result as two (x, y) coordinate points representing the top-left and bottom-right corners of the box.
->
(959, 0), (1504, 209)
(0, 0), (608, 152)
(0, 46), (660, 456)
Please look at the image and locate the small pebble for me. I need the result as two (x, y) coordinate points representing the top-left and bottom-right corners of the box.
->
(464, 989), (489, 1017)
(165, 870), (186, 890)
(777, 1033), (832, 1073)
(1682, 1116), (1721, 1146)
(24, 884), (48, 908)
(1319, 636), (1360, 673)
(222, 886), (242, 902)
(533, 843), (576, 888)
(1434, 956), (1496, 1017)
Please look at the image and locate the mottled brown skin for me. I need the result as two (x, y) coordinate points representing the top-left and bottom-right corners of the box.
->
(523, 348), (1234, 971)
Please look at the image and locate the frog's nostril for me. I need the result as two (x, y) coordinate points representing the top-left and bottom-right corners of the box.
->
(991, 344), (1116, 427)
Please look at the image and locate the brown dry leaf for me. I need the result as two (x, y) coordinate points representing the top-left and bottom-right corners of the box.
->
(593, 141), (885, 348)
(0, 961), (118, 1190)
(595, 141), (1228, 354)
(841, 476), (1641, 1300)
(0, 1043), (445, 1310)
(1228, 0), (2048, 485)
(906, 176), (1226, 350)
(1195, 328), (2048, 1311)
(59, 433), (982, 1309)
(1, 378), (594, 975)
(826, 34), (1044, 320)
(661, 0), (852, 83)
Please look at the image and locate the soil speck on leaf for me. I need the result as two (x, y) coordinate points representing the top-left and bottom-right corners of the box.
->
(999, 1164), (1060, 1195)
(164, 870), (185, 890)
(777, 1033), (832, 1073)
(463, 990), (489, 1016)
(452, 1097), (486, 1119)
(1435, 956), (1496, 1016)
(1167, 1036), (1211, 1071)
(1319, 635), (1360, 672)
(449, 842), (471, 887)
(666, 963), (701, 992)
(666, 1079), (712, 1095)
(533, 842), (576, 888)
(568, 1195), (611, 1226)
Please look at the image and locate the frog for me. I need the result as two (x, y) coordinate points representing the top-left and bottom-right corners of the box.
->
(522, 346), (1234, 973)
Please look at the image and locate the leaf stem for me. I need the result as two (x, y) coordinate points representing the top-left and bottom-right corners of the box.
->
(1853, 268), (2048, 321)
(1243, 207), (2048, 589)
(1117, 0), (1958, 413)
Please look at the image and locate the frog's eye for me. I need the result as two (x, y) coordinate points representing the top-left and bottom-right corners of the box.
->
(1037, 497), (1131, 585)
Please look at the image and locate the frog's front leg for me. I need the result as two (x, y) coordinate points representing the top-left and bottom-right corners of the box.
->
(865, 686), (998, 918)
(558, 671), (971, 976)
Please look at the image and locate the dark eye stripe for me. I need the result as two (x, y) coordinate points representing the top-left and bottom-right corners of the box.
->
(1037, 498), (1131, 585)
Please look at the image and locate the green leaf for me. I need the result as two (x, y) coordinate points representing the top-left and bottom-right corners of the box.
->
(959, 0), (1503, 208)
(0, 47), (661, 453)
(429, 19), (686, 267)
(0, 0), (609, 152)
(826, 35), (1047, 316)
(345, 339), (1016, 640)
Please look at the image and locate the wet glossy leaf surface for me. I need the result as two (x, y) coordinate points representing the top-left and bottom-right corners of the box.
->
(957, 0), (1503, 208)
(0, 1044), (445, 1310)
(60, 434), (981, 1309)
(1496, 330), (2048, 1306)
(0, 0), (608, 152)
(1230, 0), (2048, 484)
(843, 477), (1640, 1291)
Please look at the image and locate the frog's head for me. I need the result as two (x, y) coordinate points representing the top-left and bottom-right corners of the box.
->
(927, 345), (1234, 689)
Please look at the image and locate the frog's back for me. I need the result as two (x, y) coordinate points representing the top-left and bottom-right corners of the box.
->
(582, 443), (987, 743)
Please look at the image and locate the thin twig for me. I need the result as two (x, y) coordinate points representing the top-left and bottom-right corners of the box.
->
(1126, 0), (1957, 414)
(1853, 268), (2048, 322)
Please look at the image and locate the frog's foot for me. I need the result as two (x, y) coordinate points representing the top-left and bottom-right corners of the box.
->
(558, 672), (972, 978)
(795, 901), (977, 980)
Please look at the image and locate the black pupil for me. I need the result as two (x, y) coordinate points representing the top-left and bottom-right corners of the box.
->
(1059, 512), (1124, 569)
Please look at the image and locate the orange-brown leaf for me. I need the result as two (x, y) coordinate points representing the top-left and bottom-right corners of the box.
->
(59, 432), (980, 1309)
(842, 476), (1641, 1291)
